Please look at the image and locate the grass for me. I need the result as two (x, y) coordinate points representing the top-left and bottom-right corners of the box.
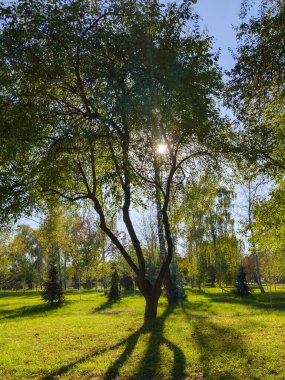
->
(0, 287), (284, 380)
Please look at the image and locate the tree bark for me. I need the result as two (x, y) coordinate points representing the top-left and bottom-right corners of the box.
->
(248, 181), (265, 293)
(254, 251), (265, 293)
(144, 291), (160, 320)
(171, 231), (185, 299)
(163, 269), (177, 303)
(154, 160), (178, 303)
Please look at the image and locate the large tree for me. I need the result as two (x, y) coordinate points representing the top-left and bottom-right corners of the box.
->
(0, 0), (230, 320)
(227, 0), (285, 174)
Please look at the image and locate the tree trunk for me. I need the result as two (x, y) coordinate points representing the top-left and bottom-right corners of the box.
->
(163, 269), (177, 303)
(254, 252), (265, 293)
(63, 252), (67, 290)
(133, 272), (136, 296)
(171, 232), (185, 299)
(144, 292), (160, 320)
(248, 181), (265, 293)
(155, 192), (178, 303)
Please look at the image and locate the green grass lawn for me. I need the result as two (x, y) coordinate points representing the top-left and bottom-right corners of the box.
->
(0, 287), (284, 380)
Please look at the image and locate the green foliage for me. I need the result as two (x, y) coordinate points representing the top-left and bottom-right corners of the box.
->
(253, 180), (285, 283)
(206, 264), (216, 287)
(0, 0), (229, 221)
(108, 269), (121, 302)
(234, 265), (251, 296)
(181, 174), (242, 288)
(227, 0), (285, 173)
(0, 207), (114, 291)
(0, 0), (235, 318)
(120, 272), (133, 292)
(42, 254), (64, 305)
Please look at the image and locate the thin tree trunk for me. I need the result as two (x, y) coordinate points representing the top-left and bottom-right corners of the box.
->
(210, 220), (218, 287)
(55, 244), (63, 289)
(248, 181), (265, 293)
(63, 252), (67, 290)
(154, 166), (178, 303)
(133, 272), (136, 296)
(253, 251), (265, 293)
(172, 232), (185, 299)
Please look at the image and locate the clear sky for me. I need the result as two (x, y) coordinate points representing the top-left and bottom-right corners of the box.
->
(193, 0), (261, 72)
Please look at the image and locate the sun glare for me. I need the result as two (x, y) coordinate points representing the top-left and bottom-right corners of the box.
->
(156, 144), (167, 154)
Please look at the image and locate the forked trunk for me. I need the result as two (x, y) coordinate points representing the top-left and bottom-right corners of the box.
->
(155, 193), (178, 304)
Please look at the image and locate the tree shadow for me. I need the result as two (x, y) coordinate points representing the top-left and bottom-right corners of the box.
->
(91, 296), (139, 315)
(41, 336), (132, 380)
(42, 303), (185, 380)
(0, 302), (68, 320)
(92, 300), (115, 313)
(41, 321), (146, 379)
(181, 298), (250, 380)
(104, 303), (186, 380)
(91, 298), (127, 314)
(200, 289), (285, 312)
(0, 290), (41, 299)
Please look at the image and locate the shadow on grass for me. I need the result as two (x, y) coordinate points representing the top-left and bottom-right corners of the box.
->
(42, 303), (186, 380)
(198, 289), (285, 312)
(0, 302), (68, 320)
(92, 299), (117, 313)
(0, 290), (41, 299)
(181, 298), (249, 380)
(92, 296), (138, 315)
(41, 337), (132, 380)
(105, 303), (186, 380)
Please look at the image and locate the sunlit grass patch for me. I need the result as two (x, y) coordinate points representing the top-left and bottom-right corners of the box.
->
(0, 287), (284, 379)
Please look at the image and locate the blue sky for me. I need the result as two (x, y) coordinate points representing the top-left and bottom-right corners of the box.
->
(193, 0), (261, 71)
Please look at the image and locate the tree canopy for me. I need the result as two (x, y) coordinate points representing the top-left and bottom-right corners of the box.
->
(0, 0), (232, 319)
(227, 0), (285, 174)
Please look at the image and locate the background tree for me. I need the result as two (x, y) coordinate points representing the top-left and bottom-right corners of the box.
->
(69, 211), (108, 290)
(234, 264), (251, 296)
(108, 269), (121, 302)
(227, 0), (285, 174)
(238, 173), (267, 292)
(42, 251), (65, 306)
(253, 181), (285, 286)
(0, 230), (12, 290)
(7, 225), (42, 290)
(181, 173), (242, 289)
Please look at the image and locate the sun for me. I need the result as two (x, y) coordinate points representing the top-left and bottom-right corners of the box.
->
(156, 144), (167, 154)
